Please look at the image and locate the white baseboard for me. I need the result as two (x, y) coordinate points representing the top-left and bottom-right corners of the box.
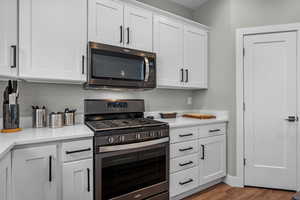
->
(223, 175), (244, 187)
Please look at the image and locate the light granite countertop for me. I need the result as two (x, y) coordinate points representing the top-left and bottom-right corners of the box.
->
(0, 125), (93, 160)
(158, 116), (228, 128)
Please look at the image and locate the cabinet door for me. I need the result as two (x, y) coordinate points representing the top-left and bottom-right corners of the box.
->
(0, 0), (18, 78)
(199, 135), (226, 185)
(19, 0), (87, 82)
(89, 0), (124, 46)
(124, 5), (153, 52)
(63, 159), (93, 200)
(184, 25), (208, 89)
(12, 145), (57, 200)
(0, 153), (11, 200)
(154, 15), (183, 88)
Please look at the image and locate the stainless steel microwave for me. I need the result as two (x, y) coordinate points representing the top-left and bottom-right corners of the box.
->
(85, 42), (156, 90)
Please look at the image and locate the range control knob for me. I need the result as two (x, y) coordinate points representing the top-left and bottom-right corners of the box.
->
(150, 131), (157, 137)
(136, 133), (141, 140)
(107, 137), (114, 144)
(119, 135), (125, 143)
(159, 131), (165, 137)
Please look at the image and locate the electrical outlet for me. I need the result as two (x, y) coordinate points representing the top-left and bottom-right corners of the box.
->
(187, 97), (193, 105)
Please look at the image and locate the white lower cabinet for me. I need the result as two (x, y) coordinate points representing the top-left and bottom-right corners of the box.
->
(0, 152), (11, 200)
(63, 159), (93, 200)
(12, 145), (58, 200)
(9, 138), (93, 200)
(170, 123), (227, 198)
(170, 166), (199, 197)
(199, 135), (226, 185)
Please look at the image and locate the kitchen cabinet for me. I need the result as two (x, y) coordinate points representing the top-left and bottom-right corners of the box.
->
(199, 135), (226, 185)
(124, 5), (153, 52)
(19, 0), (87, 83)
(12, 145), (57, 200)
(184, 25), (208, 89)
(89, 0), (153, 52)
(89, 0), (124, 47)
(154, 15), (208, 89)
(169, 123), (226, 199)
(154, 15), (184, 88)
(0, 0), (18, 78)
(62, 159), (93, 200)
(0, 152), (11, 200)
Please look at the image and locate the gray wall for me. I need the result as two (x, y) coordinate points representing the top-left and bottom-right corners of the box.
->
(0, 0), (194, 117)
(192, 0), (300, 176)
(137, 0), (193, 19)
(0, 81), (193, 116)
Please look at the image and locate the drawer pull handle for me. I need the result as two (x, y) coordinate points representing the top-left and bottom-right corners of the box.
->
(179, 161), (193, 167)
(179, 133), (193, 137)
(179, 147), (193, 152)
(201, 145), (205, 160)
(209, 129), (221, 133)
(66, 148), (91, 155)
(179, 178), (193, 185)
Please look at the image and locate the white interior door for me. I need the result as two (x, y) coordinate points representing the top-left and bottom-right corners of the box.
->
(244, 31), (297, 190)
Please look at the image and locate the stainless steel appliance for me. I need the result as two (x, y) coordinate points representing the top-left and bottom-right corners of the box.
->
(84, 99), (169, 200)
(85, 42), (156, 89)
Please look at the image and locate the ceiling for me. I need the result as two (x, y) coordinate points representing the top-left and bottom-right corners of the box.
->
(169, 0), (209, 10)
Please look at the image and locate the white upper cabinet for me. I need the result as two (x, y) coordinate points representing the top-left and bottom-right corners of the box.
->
(19, 0), (87, 83)
(124, 5), (153, 52)
(154, 15), (208, 89)
(12, 145), (57, 200)
(89, 0), (124, 47)
(184, 25), (208, 89)
(154, 15), (183, 88)
(0, 0), (18, 78)
(89, 0), (153, 52)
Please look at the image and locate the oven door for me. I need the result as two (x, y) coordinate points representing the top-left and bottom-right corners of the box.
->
(87, 42), (156, 89)
(95, 138), (169, 200)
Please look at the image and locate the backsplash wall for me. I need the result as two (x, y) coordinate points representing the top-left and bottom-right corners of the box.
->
(0, 81), (193, 117)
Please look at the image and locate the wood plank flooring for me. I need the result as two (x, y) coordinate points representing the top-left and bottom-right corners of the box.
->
(184, 183), (295, 200)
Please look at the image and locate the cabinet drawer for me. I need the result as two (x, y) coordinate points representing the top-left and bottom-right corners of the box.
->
(199, 123), (226, 138)
(62, 139), (93, 162)
(170, 127), (198, 143)
(170, 153), (199, 174)
(170, 140), (198, 158)
(170, 166), (199, 197)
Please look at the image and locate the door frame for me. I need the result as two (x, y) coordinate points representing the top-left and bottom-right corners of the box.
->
(236, 23), (300, 189)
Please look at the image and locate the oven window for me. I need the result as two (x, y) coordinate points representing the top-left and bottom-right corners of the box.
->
(92, 50), (145, 81)
(102, 147), (166, 200)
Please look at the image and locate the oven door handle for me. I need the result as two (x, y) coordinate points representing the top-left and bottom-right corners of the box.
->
(144, 57), (150, 82)
(98, 138), (169, 153)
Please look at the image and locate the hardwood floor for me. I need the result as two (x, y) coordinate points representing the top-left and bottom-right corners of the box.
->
(184, 183), (295, 200)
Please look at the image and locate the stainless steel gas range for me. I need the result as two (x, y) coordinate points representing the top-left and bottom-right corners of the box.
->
(84, 99), (169, 200)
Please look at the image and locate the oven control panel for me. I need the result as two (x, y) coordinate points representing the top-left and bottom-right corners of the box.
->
(96, 126), (169, 146)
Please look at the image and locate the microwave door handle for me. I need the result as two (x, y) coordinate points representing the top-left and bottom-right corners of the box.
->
(144, 57), (150, 82)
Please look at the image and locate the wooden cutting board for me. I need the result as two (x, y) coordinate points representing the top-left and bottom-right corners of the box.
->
(182, 114), (216, 120)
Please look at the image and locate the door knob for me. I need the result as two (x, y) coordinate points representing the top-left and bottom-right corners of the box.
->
(285, 116), (298, 122)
